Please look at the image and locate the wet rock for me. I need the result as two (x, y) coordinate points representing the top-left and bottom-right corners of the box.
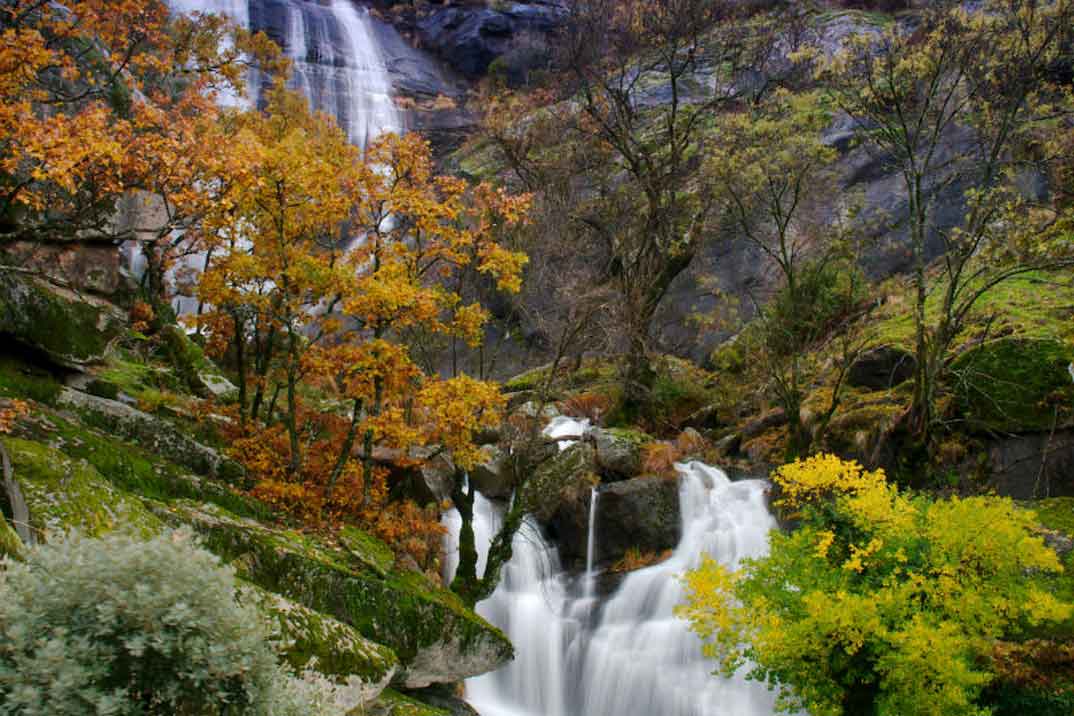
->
(591, 476), (680, 569)
(984, 430), (1074, 499)
(590, 427), (648, 481)
(470, 444), (513, 499)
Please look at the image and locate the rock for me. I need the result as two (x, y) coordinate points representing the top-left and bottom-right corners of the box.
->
(376, 445), (456, 505)
(56, 388), (245, 484)
(368, 688), (452, 716)
(339, 524), (397, 576)
(470, 444), (513, 499)
(590, 476), (680, 570)
(244, 585), (398, 707)
(847, 345), (917, 389)
(161, 325), (238, 400)
(403, 686), (479, 716)
(1043, 530), (1073, 559)
(151, 500), (513, 688)
(714, 432), (741, 457)
(1, 437), (162, 540)
(984, 429), (1074, 499)
(2, 240), (121, 295)
(590, 427), (648, 480)
(740, 408), (787, 440)
(0, 271), (124, 369)
(523, 441), (598, 523)
(516, 400), (560, 421)
(416, 3), (565, 79)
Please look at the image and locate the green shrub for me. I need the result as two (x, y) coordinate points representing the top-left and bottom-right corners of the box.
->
(0, 531), (328, 715)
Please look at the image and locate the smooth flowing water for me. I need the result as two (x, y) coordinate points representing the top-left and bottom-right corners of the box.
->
(443, 421), (780, 716)
(167, 0), (401, 144)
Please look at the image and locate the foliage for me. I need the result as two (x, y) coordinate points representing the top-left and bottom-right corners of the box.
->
(680, 454), (1073, 716)
(0, 531), (333, 715)
(817, 0), (1074, 441)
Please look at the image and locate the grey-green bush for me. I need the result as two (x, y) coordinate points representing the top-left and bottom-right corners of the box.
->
(0, 531), (320, 716)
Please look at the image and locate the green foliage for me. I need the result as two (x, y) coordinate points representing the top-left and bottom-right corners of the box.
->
(0, 531), (326, 715)
(680, 455), (1073, 716)
(765, 260), (867, 357)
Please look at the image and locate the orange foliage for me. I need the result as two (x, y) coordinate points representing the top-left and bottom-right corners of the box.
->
(641, 441), (680, 478)
(0, 400), (29, 435)
(563, 392), (614, 423)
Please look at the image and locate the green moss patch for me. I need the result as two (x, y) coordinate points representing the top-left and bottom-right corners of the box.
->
(1028, 497), (1074, 536)
(0, 355), (62, 405)
(339, 525), (396, 576)
(2, 437), (162, 539)
(951, 338), (1074, 433)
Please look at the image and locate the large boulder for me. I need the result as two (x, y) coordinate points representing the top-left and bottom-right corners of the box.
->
(591, 427), (649, 481)
(0, 271), (124, 369)
(1, 437), (162, 540)
(983, 430), (1074, 500)
(592, 476), (680, 569)
(523, 441), (598, 523)
(470, 444), (513, 499)
(150, 500), (513, 688)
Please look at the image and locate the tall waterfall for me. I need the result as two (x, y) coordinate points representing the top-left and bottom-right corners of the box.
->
(167, 0), (402, 145)
(443, 451), (780, 716)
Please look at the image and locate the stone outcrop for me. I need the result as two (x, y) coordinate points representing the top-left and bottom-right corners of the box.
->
(847, 345), (917, 389)
(0, 271), (124, 369)
(56, 387), (245, 484)
(151, 500), (513, 688)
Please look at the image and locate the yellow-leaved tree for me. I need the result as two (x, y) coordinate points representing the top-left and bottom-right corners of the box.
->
(678, 454), (1072, 716)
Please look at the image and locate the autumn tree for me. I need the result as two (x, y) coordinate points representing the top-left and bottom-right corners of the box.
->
(484, 0), (790, 411)
(0, 0), (283, 313)
(818, 0), (1074, 444)
(679, 454), (1073, 716)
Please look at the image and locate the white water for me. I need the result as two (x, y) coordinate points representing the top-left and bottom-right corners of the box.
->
(167, 0), (401, 145)
(443, 456), (780, 716)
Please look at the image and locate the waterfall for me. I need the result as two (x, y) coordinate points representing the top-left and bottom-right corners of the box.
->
(582, 487), (598, 603)
(443, 456), (781, 716)
(166, 0), (402, 145)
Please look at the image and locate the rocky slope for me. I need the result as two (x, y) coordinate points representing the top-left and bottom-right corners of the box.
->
(0, 267), (510, 715)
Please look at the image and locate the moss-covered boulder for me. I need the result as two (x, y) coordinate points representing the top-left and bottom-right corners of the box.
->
(242, 584), (398, 707)
(150, 500), (513, 688)
(160, 325), (237, 400)
(0, 272), (122, 368)
(57, 388), (244, 484)
(522, 442), (598, 523)
(1, 437), (162, 539)
(368, 688), (452, 716)
(592, 427), (651, 480)
(952, 337), (1074, 433)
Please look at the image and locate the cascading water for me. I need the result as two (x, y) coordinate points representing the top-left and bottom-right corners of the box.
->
(166, 0), (401, 145)
(443, 422), (781, 716)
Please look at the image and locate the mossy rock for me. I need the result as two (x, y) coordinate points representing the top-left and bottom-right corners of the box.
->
(522, 442), (599, 521)
(242, 583), (398, 704)
(339, 525), (396, 576)
(368, 688), (452, 716)
(951, 338), (1074, 433)
(1, 437), (162, 539)
(0, 271), (122, 368)
(149, 500), (513, 688)
(160, 325), (237, 400)
(56, 387), (244, 484)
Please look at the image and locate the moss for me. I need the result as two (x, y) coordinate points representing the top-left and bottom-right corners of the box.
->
(0, 355), (62, 405)
(1, 437), (162, 539)
(951, 338), (1074, 433)
(0, 514), (24, 561)
(605, 427), (655, 448)
(16, 408), (269, 520)
(522, 442), (598, 521)
(243, 583), (398, 684)
(339, 525), (396, 576)
(1028, 497), (1074, 537)
(0, 272), (121, 366)
(150, 500), (513, 672)
(369, 688), (451, 716)
(85, 378), (120, 400)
